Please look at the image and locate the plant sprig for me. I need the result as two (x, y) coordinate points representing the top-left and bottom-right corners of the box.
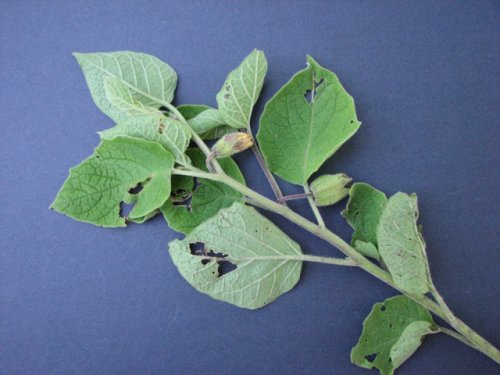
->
(51, 50), (500, 374)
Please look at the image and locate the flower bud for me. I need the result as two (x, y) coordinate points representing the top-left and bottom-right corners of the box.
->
(310, 173), (352, 206)
(211, 132), (253, 158)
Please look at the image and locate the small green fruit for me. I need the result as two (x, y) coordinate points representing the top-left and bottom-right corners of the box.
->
(310, 174), (352, 206)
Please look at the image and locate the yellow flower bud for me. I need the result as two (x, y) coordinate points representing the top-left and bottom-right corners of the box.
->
(211, 132), (253, 158)
(310, 173), (352, 206)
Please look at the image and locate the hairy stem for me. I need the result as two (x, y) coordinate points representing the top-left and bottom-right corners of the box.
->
(172, 167), (500, 363)
(277, 192), (312, 203)
(304, 183), (325, 228)
(438, 326), (480, 352)
(250, 143), (287, 205)
(162, 102), (225, 175)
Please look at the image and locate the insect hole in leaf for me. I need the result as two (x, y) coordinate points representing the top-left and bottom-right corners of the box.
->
(188, 242), (238, 277)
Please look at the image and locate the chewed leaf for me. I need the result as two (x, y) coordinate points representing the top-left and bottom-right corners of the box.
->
(177, 105), (236, 140)
(74, 51), (177, 122)
(161, 148), (245, 234)
(257, 56), (361, 185)
(216, 49), (268, 129)
(168, 203), (302, 309)
(103, 76), (163, 121)
(99, 115), (191, 165)
(351, 295), (437, 375)
(377, 193), (431, 294)
(51, 137), (174, 227)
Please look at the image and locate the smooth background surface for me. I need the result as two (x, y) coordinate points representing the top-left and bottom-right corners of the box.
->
(1, 1), (499, 374)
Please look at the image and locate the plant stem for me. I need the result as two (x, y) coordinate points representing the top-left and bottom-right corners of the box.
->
(304, 184), (326, 228)
(430, 284), (499, 362)
(277, 193), (312, 203)
(162, 102), (225, 175)
(250, 142), (287, 205)
(439, 326), (480, 352)
(172, 167), (500, 363)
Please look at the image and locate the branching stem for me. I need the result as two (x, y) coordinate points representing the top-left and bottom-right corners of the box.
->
(162, 102), (225, 175)
(172, 167), (500, 364)
(277, 193), (312, 203)
(250, 143), (287, 205)
(304, 183), (325, 228)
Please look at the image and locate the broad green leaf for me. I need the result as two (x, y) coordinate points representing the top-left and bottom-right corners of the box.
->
(161, 149), (245, 234)
(127, 209), (160, 224)
(177, 104), (236, 140)
(343, 183), (387, 258)
(377, 193), (431, 294)
(74, 51), (177, 122)
(351, 295), (436, 375)
(51, 137), (174, 227)
(216, 49), (267, 129)
(168, 203), (302, 309)
(257, 56), (361, 185)
(99, 115), (191, 165)
(103, 76), (163, 121)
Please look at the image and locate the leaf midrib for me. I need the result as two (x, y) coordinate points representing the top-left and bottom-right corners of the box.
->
(80, 55), (170, 107)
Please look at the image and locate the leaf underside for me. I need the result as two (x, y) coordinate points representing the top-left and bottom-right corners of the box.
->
(74, 51), (177, 122)
(51, 136), (174, 227)
(168, 203), (303, 309)
(257, 56), (361, 185)
(216, 49), (268, 129)
(377, 193), (430, 294)
(99, 114), (191, 165)
(351, 295), (436, 375)
(160, 148), (245, 234)
(103, 76), (163, 121)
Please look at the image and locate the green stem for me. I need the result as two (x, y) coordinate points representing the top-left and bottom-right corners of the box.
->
(304, 184), (325, 228)
(438, 326), (480, 352)
(171, 167), (500, 364)
(250, 143), (287, 206)
(163, 102), (225, 175)
(277, 193), (312, 203)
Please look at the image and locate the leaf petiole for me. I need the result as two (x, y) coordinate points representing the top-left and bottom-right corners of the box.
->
(304, 184), (326, 228)
(250, 142), (287, 205)
(277, 192), (313, 203)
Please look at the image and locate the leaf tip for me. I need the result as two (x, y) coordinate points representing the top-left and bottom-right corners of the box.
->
(306, 54), (318, 67)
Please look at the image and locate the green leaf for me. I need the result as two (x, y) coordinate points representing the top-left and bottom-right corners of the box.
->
(377, 193), (431, 294)
(176, 104), (210, 119)
(354, 240), (380, 261)
(177, 105), (236, 140)
(168, 203), (302, 309)
(74, 51), (177, 122)
(351, 295), (436, 375)
(51, 137), (174, 227)
(343, 183), (388, 247)
(160, 148), (245, 234)
(103, 76), (163, 121)
(99, 115), (191, 165)
(257, 56), (361, 185)
(216, 49), (267, 129)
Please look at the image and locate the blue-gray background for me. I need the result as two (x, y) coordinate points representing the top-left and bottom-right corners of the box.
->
(1, 1), (499, 374)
